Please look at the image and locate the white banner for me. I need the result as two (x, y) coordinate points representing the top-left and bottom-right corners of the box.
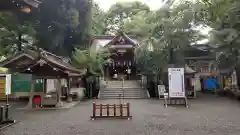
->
(5, 74), (11, 95)
(168, 68), (185, 98)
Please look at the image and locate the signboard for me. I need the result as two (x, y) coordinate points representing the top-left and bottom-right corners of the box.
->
(158, 85), (165, 97)
(5, 74), (11, 95)
(168, 68), (185, 98)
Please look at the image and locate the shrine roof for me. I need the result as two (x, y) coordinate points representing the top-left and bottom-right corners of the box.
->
(92, 32), (139, 48)
(93, 34), (138, 40)
(0, 47), (85, 76)
(163, 64), (196, 74)
(184, 44), (215, 59)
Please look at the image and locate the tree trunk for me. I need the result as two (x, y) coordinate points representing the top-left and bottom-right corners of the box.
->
(17, 31), (22, 52)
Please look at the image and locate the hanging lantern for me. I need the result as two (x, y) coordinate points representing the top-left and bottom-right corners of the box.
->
(21, 6), (31, 13)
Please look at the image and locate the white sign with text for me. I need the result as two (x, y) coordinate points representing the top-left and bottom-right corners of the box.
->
(168, 68), (185, 98)
(5, 74), (11, 95)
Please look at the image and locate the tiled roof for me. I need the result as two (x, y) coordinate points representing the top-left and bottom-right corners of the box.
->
(0, 47), (84, 75)
(92, 32), (139, 48)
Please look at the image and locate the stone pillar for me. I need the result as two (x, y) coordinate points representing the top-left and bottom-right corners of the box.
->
(26, 76), (35, 108)
(192, 74), (201, 92)
(67, 77), (72, 102)
(56, 78), (63, 107)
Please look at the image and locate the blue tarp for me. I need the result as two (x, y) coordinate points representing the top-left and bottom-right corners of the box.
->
(204, 78), (218, 89)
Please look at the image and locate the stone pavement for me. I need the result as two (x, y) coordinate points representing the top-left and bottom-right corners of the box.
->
(2, 94), (240, 135)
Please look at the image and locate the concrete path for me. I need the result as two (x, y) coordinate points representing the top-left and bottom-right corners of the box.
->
(2, 94), (240, 135)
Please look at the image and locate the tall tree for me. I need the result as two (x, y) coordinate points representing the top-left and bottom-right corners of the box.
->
(0, 12), (36, 55)
(0, 0), (93, 57)
(92, 2), (107, 35)
(32, 0), (80, 56)
(134, 1), (203, 74)
(197, 0), (240, 86)
(106, 1), (150, 34)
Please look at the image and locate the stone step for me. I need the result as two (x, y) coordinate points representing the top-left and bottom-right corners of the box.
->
(100, 92), (147, 95)
(100, 92), (145, 94)
(100, 93), (147, 96)
(102, 88), (145, 91)
(105, 86), (142, 89)
(99, 80), (148, 99)
(99, 96), (147, 99)
(99, 92), (148, 98)
(100, 91), (145, 94)
(99, 95), (148, 98)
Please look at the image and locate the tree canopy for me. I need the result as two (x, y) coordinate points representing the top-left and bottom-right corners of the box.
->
(1, 0), (240, 77)
(0, 0), (93, 57)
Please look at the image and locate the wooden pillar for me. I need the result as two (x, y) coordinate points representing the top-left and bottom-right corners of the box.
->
(92, 102), (96, 118)
(127, 103), (130, 117)
(100, 104), (102, 116)
(196, 61), (201, 73)
(43, 79), (47, 94)
(26, 75), (36, 108)
(67, 77), (72, 102)
(106, 65), (110, 80)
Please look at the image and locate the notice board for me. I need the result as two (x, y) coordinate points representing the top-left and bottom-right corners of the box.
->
(168, 68), (185, 98)
(5, 74), (11, 95)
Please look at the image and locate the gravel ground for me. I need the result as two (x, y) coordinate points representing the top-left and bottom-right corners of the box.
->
(2, 94), (240, 135)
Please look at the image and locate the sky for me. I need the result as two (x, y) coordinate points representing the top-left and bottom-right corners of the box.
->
(94, 0), (164, 11)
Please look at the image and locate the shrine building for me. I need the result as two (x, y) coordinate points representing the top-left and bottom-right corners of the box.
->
(91, 31), (139, 80)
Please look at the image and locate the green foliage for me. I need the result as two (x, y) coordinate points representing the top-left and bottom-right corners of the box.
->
(123, 11), (155, 38)
(196, 0), (240, 68)
(0, 0), (93, 57)
(106, 1), (150, 34)
(92, 2), (107, 35)
(132, 1), (203, 74)
(71, 48), (111, 76)
(0, 12), (36, 55)
(33, 0), (92, 56)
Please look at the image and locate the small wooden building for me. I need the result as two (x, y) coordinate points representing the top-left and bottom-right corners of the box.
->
(184, 44), (217, 92)
(0, 48), (84, 107)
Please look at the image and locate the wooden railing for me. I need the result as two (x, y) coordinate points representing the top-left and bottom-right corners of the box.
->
(91, 102), (132, 120)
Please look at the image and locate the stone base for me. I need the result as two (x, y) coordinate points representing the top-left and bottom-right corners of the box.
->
(67, 96), (73, 103)
(55, 101), (64, 108)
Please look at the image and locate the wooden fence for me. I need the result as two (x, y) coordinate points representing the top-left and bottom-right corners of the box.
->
(91, 102), (132, 120)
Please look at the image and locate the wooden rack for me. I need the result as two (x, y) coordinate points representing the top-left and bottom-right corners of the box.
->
(91, 102), (132, 120)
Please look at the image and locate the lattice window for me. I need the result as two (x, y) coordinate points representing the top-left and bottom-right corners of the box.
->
(200, 67), (210, 72)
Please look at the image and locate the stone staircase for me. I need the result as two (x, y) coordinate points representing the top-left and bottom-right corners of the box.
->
(99, 80), (149, 99)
